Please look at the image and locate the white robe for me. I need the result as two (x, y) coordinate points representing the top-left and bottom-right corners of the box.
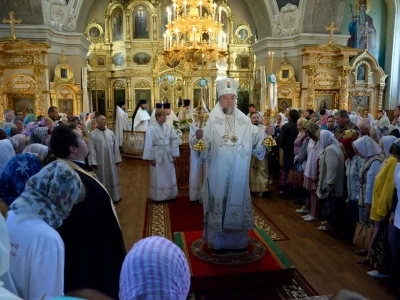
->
(88, 128), (122, 202)
(166, 111), (179, 127)
(189, 123), (203, 201)
(249, 124), (268, 193)
(143, 123), (180, 201)
(134, 108), (150, 131)
(178, 108), (194, 120)
(115, 106), (130, 147)
(190, 104), (266, 250)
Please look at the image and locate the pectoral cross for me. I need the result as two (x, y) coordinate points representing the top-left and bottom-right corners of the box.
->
(2, 11), (22, 41)
(325, 21), (340, 46)
(363, 23), (372, 50)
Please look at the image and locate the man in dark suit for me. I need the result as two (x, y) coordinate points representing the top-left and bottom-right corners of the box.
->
(50, 124), (125, 299)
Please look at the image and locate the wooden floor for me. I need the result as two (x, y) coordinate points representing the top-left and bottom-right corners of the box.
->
(115, 158), (394, 299)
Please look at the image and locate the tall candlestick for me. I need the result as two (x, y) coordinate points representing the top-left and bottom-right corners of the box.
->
(175, 28), (179, 46)
(167, 8), (171, 24)
(173, 3), (177, 20)
(218, 6), (222, 22)
(163, 33), (167, 50)
(199, 1), (202, 16)
(212, 3), (217, 19)
(183, 1), (187, 15)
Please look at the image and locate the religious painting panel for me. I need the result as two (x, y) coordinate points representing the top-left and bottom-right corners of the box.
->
(134, 89), (152, 115)
(11, 96), (34, 116)
(278, 98), (292, 112)
(315, 94), (334, 111)
(85, 20), (104, 44)
(133, 53), (151, 65)
(97, 56), (106, 67)
(133, 6), (149, 39)
(91, 90), (106, 116)
(58, 99), (73, 116)
(111, 7), (124, 41)
(113, 53), (125, 67)
(351, 95), (369, 112)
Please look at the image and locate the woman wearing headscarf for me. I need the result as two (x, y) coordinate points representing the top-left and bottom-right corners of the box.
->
(293, 118), (308, 205)
(29, 127), (50, 146)
(365, 136), (398, 278)
(298, 121), (321, 220)
(119, 236), (190, 300)
(0, 139), (15, 175)
(344, 129), (360, 140)
(340, 137), (364, 241)
(22, 121), (39, 137)
(3, 160), (85, 300)
(315, 130), (344, 229)
(370, 125), (393, 144)
(10, 134), (27, 154)
(376, 110), (390, 126)
(0, 210), (22, 299)
(357, 118), (371, 136)
(23, 143), (49, 163)
(0, 153), (43, 206)
(23, 113), (35, 126)
(353, 136), (384, 225)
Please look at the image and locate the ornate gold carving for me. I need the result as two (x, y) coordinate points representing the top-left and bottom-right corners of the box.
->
(85, 19), (105, 44)
(134, 79), (151, 89)
(132, 43), (153, 49)
(5, 54), (34, 66)
(338, 69), (350, 110)
(6, 74), (36, 92)
(314, 73), (338, 89)
(113, 80), (126, 89)
(316, 56), (338, 67)
(2, 11), (22, 41)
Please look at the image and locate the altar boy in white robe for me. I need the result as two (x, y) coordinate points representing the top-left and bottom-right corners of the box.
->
(115, 100), (130, 151)
(143, 109), (180, 202)
(132, 99), (150, 131)
(164, 103), (179, 127)
(192, 78), (267, 252)
(150, 103), (163, 126)
(178, 99), (194, 120)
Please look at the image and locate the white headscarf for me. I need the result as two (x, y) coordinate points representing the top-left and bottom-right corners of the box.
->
(319, 130), (339, 150)
(23, 143), (49, 162)
(381, 136), (397, 158)
(353, 136), (382, 158)
(366, 113), (374, 124)
(119, 236), (190, 300)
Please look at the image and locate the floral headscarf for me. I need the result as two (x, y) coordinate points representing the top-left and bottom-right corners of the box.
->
(344, 129), (360, 140)
(10, 160), (84, 229)
(11, 134), (27, 154)
(0, 153), (43, 206)
(119, 236), (190, 300)
(340, 137), (357, 160)
(23, 143), (49, 162)
(29, 127), (49, 145)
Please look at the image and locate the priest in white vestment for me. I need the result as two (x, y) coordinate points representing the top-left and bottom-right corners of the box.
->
(150, 103), (163, 126)
(249, 112), (269, 197)
(178, 99), (194, 121)
(132, 99), (150, 131)
(88, 115), (122, 202)
(143, 109), (179, 201)
(163, 103), (179, 127)
(115, 100), (130, 151)
(191, 78), (267, 252)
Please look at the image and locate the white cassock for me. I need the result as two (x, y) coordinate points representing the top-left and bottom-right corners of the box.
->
(143, 123), (180, 201)
(166, 111), (179, 127)
(190, 104), (267, 250)
(88, 128), (122, 202)
(150, 109), (157, 126)
(178, 108), (194, 120)
(115, 106), (130, 147)
(249, 124), (268, 193)
(133, 108), (150, 131)
(189, 123), (203, 201)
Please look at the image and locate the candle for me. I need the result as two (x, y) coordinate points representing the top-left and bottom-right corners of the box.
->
(193, 26), (197, 45)
(172, 3), (176, 20)
(175, 28), (179, 46)
(208, 28), (212, 45)
(167, 8), (171, 24)
(218, 6), (222, 22)
(183, 1), (187, 15)
(199, 1), (202, 16)
(163, 33), (167, 50)
(213, 3), (217, 19)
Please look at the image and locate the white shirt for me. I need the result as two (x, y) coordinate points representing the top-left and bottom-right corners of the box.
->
(3, 211), (65, 300)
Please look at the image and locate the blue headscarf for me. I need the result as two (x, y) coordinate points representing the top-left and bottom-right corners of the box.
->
(24, 114), (35, 126)
(0, 153), (43, 206)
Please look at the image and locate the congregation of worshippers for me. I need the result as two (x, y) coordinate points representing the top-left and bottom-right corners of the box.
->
(2, 75), (400, 299)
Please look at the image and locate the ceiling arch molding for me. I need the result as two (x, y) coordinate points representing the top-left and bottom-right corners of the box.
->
(243, 0), (277, 38)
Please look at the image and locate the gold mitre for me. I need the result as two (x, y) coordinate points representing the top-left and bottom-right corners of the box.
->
(216, 78), (239, 98)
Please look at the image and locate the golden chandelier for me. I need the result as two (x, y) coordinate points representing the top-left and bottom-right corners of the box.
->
(163, 0), (228, 68)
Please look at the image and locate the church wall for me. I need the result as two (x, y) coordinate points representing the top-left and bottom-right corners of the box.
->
(84, 0), (109, 29)
(341, 0), (387, 68)
(225, 1), (256, 39)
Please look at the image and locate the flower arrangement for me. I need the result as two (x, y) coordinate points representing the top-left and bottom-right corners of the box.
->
(173, 118), (193, 132)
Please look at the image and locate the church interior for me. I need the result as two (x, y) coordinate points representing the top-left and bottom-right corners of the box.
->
(1, 0), (400, 299)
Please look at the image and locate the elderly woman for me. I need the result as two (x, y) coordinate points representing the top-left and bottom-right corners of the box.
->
(3, 160), (85, 300)
(340, 137), (364, 240)
(22, 121), (39, 137)
(0, 138), (15, 175)
(0, 153), (43, 206)
(365, 136), (398, 278)
(293, 118), (308, 205)
(29, 127), (50, 146)
(298, 121), (320, 220)
(315, 130), (345, 230)
(10, 134), (27, 154)
(23, 143), (49, 163)
(119, 236), (190, 300)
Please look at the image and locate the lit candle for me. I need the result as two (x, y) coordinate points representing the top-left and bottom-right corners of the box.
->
(219, 6), (222, 22)
(163, 33), (167, 50)
(175, 28), (179, 46)
(208, 27), (212, 45)
(199, 0), (202, 16)
(167, 7), (171, 24)
(183, 0), (187, 15)
(172, 3), (177, 20)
